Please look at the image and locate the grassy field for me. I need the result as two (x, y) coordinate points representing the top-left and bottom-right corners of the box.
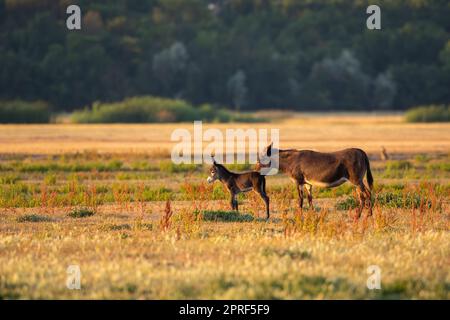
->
(0, 114), (449, 299)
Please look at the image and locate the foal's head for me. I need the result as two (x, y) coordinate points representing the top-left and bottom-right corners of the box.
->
(206, 157), (225, 183)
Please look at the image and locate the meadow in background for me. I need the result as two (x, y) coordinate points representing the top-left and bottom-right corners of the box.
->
(0, 114), (449, 299)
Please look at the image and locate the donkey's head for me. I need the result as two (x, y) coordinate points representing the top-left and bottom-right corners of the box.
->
(255, 142), (273, 171)
(207, 156), (221, 183)
(255, 142), (280, 175)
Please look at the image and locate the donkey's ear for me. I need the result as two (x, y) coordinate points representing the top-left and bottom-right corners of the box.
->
(211, 154), (217, 165)
(266, 142), (273, 157)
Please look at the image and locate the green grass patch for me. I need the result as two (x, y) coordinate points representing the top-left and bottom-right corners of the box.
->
(68, 208), (95, 218)
(335, 197), (358, 211)
(130, 161), (158, 171)
(261, 248), (312, 260)
(414, 154), (430, 164)
(371, 278), (448, 299)
(5, 160), (124, 173)
(0, 174), (21, 184)
(386, 160), (413, 171)
(382, 160), (416, 178)
(71, 96), (265, 123)
(199, 210), (254, 222)
(336, 191), (436, 210)
(314, 184), (354, 198)
(141, 187), (173, 201)
(43, 173), (57, 185)
(426, 162), (450, 172)
(405, 105), (449, 123)
(210, 184), (228, 200)
(159, 161), (198, 173)
(201, 274), (354, 299)
(0, 100), (51, 123)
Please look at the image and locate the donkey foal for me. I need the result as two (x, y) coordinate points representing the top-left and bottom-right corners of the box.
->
(207, 158), (270, 219)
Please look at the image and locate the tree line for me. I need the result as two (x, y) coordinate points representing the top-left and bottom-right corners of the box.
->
(0, 0), (449, 112)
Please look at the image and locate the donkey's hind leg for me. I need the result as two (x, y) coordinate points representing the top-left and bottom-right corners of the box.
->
(305, 184), (313, 210)
(356, 182), (371, 218)
(296, 181), (304, 210)
(363, 184), (373, 216)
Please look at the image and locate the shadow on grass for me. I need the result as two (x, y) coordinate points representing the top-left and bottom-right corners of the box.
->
(16, 214), (53, 223)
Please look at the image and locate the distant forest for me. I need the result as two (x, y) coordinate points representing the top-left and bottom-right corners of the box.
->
(0, 0), (449, 111)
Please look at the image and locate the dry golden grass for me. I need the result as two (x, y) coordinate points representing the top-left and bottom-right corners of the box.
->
(0, 199), (448, 299)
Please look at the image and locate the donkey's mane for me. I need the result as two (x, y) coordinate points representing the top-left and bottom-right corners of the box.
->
(214, 163), (254, 175)
(214, 163), (232, 174)
(278, 148), (303, 156)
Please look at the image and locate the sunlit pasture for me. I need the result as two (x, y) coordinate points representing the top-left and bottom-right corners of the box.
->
(0, 114), (449, 299)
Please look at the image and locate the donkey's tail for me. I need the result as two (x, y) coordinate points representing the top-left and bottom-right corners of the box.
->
(364, 152), (374, 190)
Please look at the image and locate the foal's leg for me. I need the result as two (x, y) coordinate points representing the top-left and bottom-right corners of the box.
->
(233, 194), (239, 212)
(230, 193), (238, 211)
(305, 184), (313, 209)
(296, 181), (304, 210)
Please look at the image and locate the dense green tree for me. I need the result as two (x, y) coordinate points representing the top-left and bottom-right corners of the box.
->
(227, 70), (247, 110)
(152, 42), (189, 97)
(0, 0), (448, 111)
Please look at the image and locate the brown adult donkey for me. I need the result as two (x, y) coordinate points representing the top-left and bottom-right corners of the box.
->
(256, 143), (373, 218)
(207, 157), (270, 219)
